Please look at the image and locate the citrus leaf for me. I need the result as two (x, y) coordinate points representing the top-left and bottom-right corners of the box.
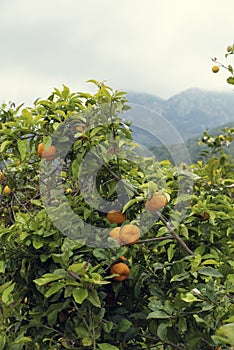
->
(198, 267), (223, 278)
(45, 282), (65, 298)
(72, 287), (88, 304)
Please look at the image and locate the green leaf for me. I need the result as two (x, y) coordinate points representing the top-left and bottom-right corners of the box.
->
(32, 240), (44, 249)
(2, 282), (15, 304)
(116, 319), (132, 332)
(98, 343), (120, 350)
(21, 108), (32, 123)
(198, 267), (223, 278)
(82, 338), (93, 347)
(0, 335), (6, 350)
(17, 139), (28, 160)
(48, 309), (59, 327)
(167, 244), (176, 262)
(214, 323), (234, 345)
(75, 326), (90, 338)
(157, 322), (170, 341)
(68, 262), (87, 275)
(193, 314), (207, 325)
(34, 273), (65, 286)
(122, 196), (144, 212)
(181, 292), (201, 303)
(170, 272), (190, 282)
(13, 336), (32, 344)
(87, 289), (101, 308)
(103, 321), (114, 334)
(72, 287), (88, 304)
(0, 140), (10, 152)
(0, 260), (5, 273)
(45, 282), (65, 298)
(227, 76), (234, 85)
(0, 281), (13, 293)
(147, 310), (171, 319)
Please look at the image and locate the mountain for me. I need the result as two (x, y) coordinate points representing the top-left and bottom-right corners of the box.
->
(127, 88), (234, 141)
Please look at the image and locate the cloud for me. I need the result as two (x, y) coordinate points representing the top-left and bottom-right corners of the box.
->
(0, 0), (234, 104)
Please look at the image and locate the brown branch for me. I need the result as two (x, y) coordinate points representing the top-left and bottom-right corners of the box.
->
(157, 212), (195, 256)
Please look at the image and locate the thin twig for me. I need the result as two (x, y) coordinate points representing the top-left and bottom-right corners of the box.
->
(157, 212), (195, 256)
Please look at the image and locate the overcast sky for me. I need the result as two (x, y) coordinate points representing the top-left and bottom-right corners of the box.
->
(0, 0), (234, 106)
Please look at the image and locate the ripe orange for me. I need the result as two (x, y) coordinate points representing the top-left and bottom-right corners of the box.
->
(3, 185), (11, 196)
(145, 192), (167, 212)
(110, 262), (130, 281)
(109, 227), (122, 245)
(119, 224), (140, 245)
(37, 143), (56, 161)
(212, 65), (219, 73)
(106, 210), (126, 224)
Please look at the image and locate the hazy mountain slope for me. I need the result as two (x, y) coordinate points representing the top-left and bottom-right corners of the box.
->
(127, 88), (234, 140)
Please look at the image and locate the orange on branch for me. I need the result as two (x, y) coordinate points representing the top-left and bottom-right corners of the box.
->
(110, 262), (130, 281)
(145, 192), (168, 212)
(109, 227), (122, 245)
(212, 65), (219, 73)
(119, 224), (140, 245)
(106, 210), (126, 224)
(37, 143), (56, 161)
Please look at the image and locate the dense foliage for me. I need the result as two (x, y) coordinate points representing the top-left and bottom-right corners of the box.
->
(0, 44), (233, 350)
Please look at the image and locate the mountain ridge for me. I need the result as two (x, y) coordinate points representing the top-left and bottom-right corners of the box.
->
(127, 88), (234, 140)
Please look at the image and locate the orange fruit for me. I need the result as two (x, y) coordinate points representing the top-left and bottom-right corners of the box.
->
(3, 185), (11, 196)
(212, 65), (219, 73)
(119, 224), (140, 245)
(106, 210), (126, 224)
(37, 143), (56, 161)
(145, 192), (167, 212)
(110, 262), (130, 281)
(109, 227), (122, 245)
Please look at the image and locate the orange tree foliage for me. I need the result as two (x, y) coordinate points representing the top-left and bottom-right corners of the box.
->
(0, 78), (233, 350)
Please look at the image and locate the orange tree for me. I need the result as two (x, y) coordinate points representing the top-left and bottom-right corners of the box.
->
(0, 77), (233, 350)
